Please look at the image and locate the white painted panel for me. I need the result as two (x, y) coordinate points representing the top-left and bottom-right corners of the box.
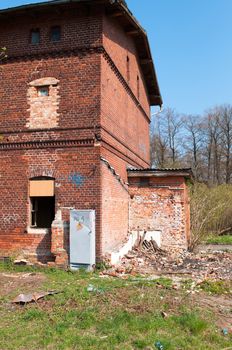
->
(70, 210), (95, 269)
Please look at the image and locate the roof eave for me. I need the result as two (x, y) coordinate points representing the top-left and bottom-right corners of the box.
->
(113, 1), (163, 106)
(0, 0), (163, 106)
(127, 169), (193, 179)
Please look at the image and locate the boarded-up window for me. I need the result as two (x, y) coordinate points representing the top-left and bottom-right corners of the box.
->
(29, 179), (55, 228)
(30, 180), (54, 197)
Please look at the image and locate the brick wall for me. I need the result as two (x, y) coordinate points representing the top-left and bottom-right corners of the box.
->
(101, 159), (129, 257)
(103, 14), (150, 116)
(0, 2), (155, 262)
(100, 16), (152, 181)
(129, 176), (190, 251)
(101, 55), (150, 178)
(0, 146), (101, 261)
(0, 5), (103, 58)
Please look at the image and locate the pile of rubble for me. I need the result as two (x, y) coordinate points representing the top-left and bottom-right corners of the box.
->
(101, 239), (232, 281)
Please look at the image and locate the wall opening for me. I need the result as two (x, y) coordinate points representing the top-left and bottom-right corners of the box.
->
(29, 177), (55, 229)
(126, 55), (130, 82)
(30, 28), (40, 45)
(50, 26), (61, 42)
(137, 75), (140, 100)
(31, 197), (55, 228)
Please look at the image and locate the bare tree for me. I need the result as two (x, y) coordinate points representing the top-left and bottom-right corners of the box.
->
(183, 115), (203, 179)
(218, 105), (232, 183)
(166, 108), (183, 165)
(150, 108), (183, 168)
(150, 104), (232, 186)
(150, 112), (169, 167)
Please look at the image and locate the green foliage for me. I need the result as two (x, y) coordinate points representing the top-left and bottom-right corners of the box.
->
(189, 182), (232, 249)
(199, 280), (231, 295)
(23, 308), (46, 321)
(206, 235), (232, 245)
(173, 311), (208, 335)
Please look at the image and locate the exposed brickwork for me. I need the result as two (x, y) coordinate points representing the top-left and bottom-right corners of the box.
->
(51, 213), (69, 266)
(101, 159), (129, 256)
(0, 1), (189, 264)
(27, 77), (60, 129)
(129, 176), (190, 251)
(0, 146), (101, 261)
(101, 55), (151, 177)
(102, 14), (150, 116)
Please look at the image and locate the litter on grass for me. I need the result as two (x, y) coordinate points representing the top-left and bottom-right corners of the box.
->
(12, 290), (62, 304)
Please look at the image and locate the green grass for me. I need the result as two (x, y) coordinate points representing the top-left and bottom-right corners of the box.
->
(0, 263), (231, 350)
(199, 280), (232, 295)
(206, 235), (232, 245)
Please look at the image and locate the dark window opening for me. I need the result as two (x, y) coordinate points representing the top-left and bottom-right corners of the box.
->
(139, 177), (150, 187)
(31, 197), (55, 228)
(37, 86), (49, 97)
(126, 55), (130, 81)
(50, 26), (61, 42)
(137, 75), (140, 99)
(31, 29), (40, 45)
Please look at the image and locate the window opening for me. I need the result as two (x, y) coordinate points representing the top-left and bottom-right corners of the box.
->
(137, 75), (140, 100)
(50, 26), (61, 42)
(37, 86), (49, 97)
(126, 55), (130, 81)
(139, 177), (150, 187)
(31, 29), (40, 45)
(31, 196), (55, 228)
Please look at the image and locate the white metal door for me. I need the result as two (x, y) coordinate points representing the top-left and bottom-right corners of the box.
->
(70, 210), (95, 269)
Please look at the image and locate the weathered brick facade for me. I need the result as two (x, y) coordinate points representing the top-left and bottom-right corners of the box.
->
(0, 0), (189, 265)
(128, 170), (191, 252)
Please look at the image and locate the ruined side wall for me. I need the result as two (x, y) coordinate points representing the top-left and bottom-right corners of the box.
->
(129, 176), (190, 252)
(0, 146), (101, 261)
(101, 160), (129, 257)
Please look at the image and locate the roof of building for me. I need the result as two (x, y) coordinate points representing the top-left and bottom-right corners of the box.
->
(127, 168), (193, 178)
(0, 0), (162, 107)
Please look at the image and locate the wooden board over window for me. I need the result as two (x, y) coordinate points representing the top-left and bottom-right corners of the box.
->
(30, 180), (54, 197)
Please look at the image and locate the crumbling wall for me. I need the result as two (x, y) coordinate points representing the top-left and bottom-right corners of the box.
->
(129, 176), (190, 252)
(101, 159), (129, 258)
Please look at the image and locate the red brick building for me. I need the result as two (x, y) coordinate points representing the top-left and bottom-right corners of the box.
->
(0, 0), (190, 265)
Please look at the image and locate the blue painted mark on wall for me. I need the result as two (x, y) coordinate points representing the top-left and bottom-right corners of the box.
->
(68, 172), (85, 187)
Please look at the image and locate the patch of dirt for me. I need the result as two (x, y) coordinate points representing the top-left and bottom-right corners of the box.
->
(0, 272), (46, 297)
(194, 293), (232, 330)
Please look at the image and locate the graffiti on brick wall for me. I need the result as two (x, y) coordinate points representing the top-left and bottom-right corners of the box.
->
(55, 172), (85, 188)
(28, 170), (87, 188)
(68, 172), (84, 187)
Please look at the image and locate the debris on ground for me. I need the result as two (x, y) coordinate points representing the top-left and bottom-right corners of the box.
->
(222, 328), (229, 336)
(101, 243), (232, 282)
(12, 290), (62, 304)
(87, 284), (104, 294)
(13, 259), (30, 266)
(155, 341), (164, 350)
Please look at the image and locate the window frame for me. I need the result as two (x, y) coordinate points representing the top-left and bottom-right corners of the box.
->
(37, 85), (50, 97)
(50, 25), (61, 42)
(30, 28), (40, 45)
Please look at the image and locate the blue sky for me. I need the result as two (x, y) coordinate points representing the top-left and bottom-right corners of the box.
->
(1, 0), (232, 115)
